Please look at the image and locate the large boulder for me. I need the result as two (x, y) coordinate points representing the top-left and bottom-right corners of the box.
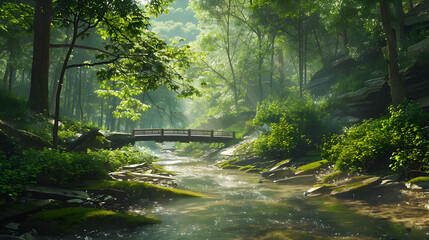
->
(66, 129), (111, 152)
(307, 56), (359, 96)
(105, 133), (135, 149)
(0, 120), (51, 150)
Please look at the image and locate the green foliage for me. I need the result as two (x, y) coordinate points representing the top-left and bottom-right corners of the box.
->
(323, 102), (429, 177)
(252, 90), (331, 158)
(0, 146), (156, 200)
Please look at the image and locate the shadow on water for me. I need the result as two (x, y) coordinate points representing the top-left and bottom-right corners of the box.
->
(48, 154), (428, 240)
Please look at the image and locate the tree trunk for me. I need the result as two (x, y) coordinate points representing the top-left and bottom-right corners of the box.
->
(394, 0), (405, 48)
(313, 30), (324, 62)
(8, 65), (15, 92)
(342, 30), (348, 51)
(52, 21), (78, 149)
(99, 97), (104, 127)
(277, 45), (285, 90)
(298, 18), (303, 97)
(380, 1), (405, 106)
(29, 0), (52, 114)
(409, 0), (413, 10)
(3, 62), (10, 90)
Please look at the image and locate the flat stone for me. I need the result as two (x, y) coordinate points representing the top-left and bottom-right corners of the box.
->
(0, 236), (25, 240)
(305, 185), (334, 196)
(4, 223), (20, 231)
(66, 199), (84, 204)
(274, 175), (316, 185)
(122, 163), (147, 171)
(262, 168), (295, 180)
(23, 186), (89, 201)
(331, 176), (382, 198)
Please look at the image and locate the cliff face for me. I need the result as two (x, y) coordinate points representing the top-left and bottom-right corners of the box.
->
(308, 1), (429, 119)
(308, 41), (429, 119)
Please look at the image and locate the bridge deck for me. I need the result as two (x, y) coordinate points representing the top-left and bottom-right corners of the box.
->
(132, 129), (235, 143)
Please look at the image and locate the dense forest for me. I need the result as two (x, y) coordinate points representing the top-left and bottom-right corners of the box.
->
(0, 0), (428, 239)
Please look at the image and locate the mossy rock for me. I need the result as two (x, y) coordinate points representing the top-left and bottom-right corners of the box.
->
(26, 207), (160, 236)
(216, 158), (239, 168)
(407, 176), (429, 188)
(84, 181), (204, 200)
(245, 168), (263, 173)
(321, 171), (348, 183)
(222, 164), (240, 169)
(295, 160), (329, 175)
(331, 176), (381, 198)
(238, 165), (254, 171)
(408, 176), (429, 183)
(273, 159), (291, 169)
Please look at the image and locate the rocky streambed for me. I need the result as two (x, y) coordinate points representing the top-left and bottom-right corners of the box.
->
(215, 151), (429, 233)
(0, 163), (202, 239)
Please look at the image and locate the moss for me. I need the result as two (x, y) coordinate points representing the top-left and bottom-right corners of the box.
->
(28, 207), (160, 235)
(296, 160), (329, 172)
(238, 165), (254, 171)
(273, 159), (291, 168)
(245, 168), (263, 173)
(215, 158), (239, 167)
(84, 181), (204, 200)
(331, 177), (380, 193)
(222, 164), (240, 169)
(0, 200), (51, 221)
(312, 183), (337, 188)
(408, 176), (429, 183)
(321, 171), (345, 183)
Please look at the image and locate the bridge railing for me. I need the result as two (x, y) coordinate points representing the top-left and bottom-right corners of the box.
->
(132, 129), (235, 138)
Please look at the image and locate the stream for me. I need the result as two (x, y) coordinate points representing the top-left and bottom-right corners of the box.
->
(73, 153), (427, 239)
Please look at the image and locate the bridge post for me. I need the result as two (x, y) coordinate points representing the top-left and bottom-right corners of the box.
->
(210, 130), (214, 138)
(131, 130), (135, 136)
(161, 129), (164, 136)
(188, 129), (191, 136)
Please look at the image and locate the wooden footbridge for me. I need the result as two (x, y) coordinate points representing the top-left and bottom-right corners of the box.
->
(131, 129), (236, 143)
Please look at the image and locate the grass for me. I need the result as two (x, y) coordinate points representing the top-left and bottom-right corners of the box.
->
(84, 180), (204, 200)
(296, 160), (329, 172)
(28, 207), (160, 235)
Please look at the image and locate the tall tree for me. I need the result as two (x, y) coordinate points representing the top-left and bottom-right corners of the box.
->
(29, 0), (52, 114)
(50, 0), (195, 148)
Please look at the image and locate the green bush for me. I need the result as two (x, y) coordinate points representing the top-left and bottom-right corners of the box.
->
(252, 90), (330, 158)
(323, 102), (429, 177)
(0, 146), (156, 201)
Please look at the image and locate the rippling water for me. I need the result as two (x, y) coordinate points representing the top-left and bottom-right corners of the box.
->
(59, 153), (428, 240)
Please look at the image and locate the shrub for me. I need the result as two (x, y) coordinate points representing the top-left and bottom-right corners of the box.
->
(252, 90), (331, 158)
(323, 102), (429, 177)
(0, 146), (156, 201)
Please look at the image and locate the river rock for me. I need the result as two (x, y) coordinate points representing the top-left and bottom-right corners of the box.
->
(23, 186), (89, 201)
(305, 185), (334, 197)
(330, 176), (382, 198)
(0, 236), (25, 240)
(122, 163), (147, 171)
(0, 120), (51, 150)
(66, 129), (111, 152)
(105, 133), (135, 149)
(274, 175), (316, 185)
(262, 168), (295, 180)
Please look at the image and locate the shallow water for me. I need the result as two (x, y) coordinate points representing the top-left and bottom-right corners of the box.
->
(62, 154), (428, 239)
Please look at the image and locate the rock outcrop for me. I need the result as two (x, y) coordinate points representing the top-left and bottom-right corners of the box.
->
(0, 120), (51, 151)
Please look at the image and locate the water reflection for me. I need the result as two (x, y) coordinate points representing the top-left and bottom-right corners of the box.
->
(51, 153), (428, 240)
